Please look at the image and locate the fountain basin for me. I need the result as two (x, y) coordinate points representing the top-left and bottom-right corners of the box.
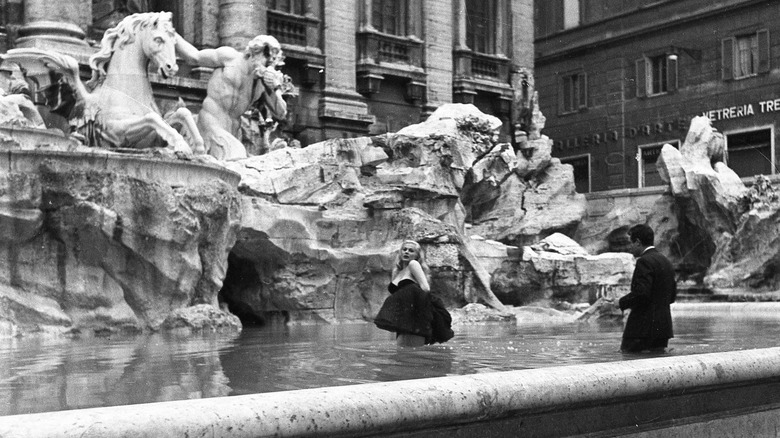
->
(0, 148), (242, 334)
(1, 347), (778, 437)
(0, 148), (241, 188)
(0, 126), (80, 150)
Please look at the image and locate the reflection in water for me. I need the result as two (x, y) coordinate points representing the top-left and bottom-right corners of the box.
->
(1, 315), (779, 415)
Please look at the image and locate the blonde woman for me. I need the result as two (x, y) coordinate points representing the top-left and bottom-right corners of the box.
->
(374, 240), (454, 347)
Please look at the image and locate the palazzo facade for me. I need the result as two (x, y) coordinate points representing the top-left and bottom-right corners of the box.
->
(536, 0), (780, 193)
(0, 0), (534, 147)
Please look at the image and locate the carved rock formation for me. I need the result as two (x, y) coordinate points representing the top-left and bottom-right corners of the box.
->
(656, 116), (780, 292)
(223, 103), (588, 323)
(0, 151), (242, 336)
(491, 233), (634, 306)
(465, 138), (587, 247)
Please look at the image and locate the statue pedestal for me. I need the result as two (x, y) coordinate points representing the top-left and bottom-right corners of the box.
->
(14, 21), (94, 62)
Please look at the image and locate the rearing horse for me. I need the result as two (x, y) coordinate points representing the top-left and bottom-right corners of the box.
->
(6, 12), (203, 154)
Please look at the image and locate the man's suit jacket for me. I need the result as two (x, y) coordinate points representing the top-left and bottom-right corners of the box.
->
(619, 248), (677, 340)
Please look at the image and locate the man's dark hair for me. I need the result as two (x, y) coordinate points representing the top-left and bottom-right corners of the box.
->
(629, 224), (654, 246)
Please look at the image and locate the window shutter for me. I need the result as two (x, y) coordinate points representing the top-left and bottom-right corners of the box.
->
(579, 72), (588, 109)
(722, 37), (735, 81)
(666, 55), (678, 91)
(758, 29), (770, 74)
(635, 58), (646, 98)
(558, 74), (564, 113)
(554, 0), (564, 32)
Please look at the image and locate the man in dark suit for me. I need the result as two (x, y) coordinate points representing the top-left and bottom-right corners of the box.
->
(618, 224), (677, 353)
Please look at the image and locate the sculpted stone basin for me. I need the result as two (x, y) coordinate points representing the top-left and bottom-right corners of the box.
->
(0, 126), (80, 150)
(0, 149), (241, 187)
(0, 148), (243, 335)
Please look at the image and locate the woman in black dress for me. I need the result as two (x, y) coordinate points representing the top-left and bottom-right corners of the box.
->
(374, 240), (454, 347)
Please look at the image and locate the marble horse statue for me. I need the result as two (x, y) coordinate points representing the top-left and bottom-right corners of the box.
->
(2, 12), (203, 154)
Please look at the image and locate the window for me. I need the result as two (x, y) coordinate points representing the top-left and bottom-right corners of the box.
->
(466, 0), (496, 54)
(649, 55), (668, 95)
(722, 30), (769, 80)
(735, 34), (759, 78)
(563, 0), (580, 29)
(561, 154), (591, 193)
(372, 0), (406, 35)
(725, 128), (774, 177)
(535, 0), (581, 36)
(638, 141), (679, 188)
(269, 0), (305, 15)
(560, 71), (587, 113)
(636, 53), (677, 98)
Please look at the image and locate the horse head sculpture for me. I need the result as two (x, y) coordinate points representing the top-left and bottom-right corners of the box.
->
(2, 12), (204, 155)
(89, 12), (179, 86)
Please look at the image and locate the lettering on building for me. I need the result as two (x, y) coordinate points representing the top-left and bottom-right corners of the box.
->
(555, 96), (780, 153)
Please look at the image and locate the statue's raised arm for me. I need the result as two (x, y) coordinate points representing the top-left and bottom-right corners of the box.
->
(176, 34), (289, 161)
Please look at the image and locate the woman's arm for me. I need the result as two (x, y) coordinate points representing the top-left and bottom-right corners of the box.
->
(408, 260), (430, 292)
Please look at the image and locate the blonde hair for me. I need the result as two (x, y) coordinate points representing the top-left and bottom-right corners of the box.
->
(393, 240), (430, 277)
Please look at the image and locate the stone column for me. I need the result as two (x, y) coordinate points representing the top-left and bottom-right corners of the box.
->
(510, 0), (534, 72)
(495, 1), (505, 55)
(190, 0), (220, 80)
(407, 0), (423, 39)
(218, 0), (266, 50)
(454, 0), (468, 50)
(361, 0), (375, 32)
(422, 0), (454, 116)
(319, 0), (374, 138)
(510, 0), (535, 132)
(15, 0), (91, 59)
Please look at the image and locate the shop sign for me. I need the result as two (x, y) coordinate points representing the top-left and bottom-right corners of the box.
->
(554, 97), (780, 153)
(553, 118), (687, 152)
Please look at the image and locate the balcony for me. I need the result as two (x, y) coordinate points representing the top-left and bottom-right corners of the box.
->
(357, 31), (424, 75)
(267, 9), (324, 88)
(453, 49), (513, 104)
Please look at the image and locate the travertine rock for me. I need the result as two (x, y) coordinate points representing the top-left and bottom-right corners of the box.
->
(491, 234), (634, 306)
(222, 104), (517, 322)
(654, 116), (780, 290)
(0, 154), (242, 335)
(468, 158), (587, 247)
(223, 200), (504, 323)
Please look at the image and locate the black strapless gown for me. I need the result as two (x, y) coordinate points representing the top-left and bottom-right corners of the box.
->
(374, 279), (454, 344)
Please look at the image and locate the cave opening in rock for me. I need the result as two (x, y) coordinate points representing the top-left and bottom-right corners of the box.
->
(219, 252), (271, 326)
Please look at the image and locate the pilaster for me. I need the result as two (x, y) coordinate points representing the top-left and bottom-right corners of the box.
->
(422, 0), (454, 115)
(319, 0), (374, 135)
(218, 0), (266, 50)
(15, 0), (92, 61)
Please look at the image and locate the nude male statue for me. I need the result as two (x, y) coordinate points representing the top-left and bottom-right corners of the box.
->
(175, 34), (287, 160)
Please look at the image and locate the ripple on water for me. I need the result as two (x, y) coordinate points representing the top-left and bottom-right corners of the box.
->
(1, 314), (780, 414)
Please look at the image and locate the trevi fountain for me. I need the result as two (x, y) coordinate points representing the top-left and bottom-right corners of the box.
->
(0, 11), (779, 438)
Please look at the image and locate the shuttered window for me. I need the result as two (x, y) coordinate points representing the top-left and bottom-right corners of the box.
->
(560, 71), (588, 113)
(636, 53), (678, 98)
(722, 30), (770, 81)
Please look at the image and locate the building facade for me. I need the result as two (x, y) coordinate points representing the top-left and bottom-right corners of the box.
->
(535, 0), (780, 193)
(0, 0), (534, 147)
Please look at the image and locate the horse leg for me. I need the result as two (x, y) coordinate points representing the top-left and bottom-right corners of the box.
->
(164, 107), (205, 155)
(108, 113), (193, 154)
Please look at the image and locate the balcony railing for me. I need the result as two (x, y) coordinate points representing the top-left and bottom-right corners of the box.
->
(267, 10), (319, 48)
(454, 50), (510, 82)
(357, 31), (423, 68)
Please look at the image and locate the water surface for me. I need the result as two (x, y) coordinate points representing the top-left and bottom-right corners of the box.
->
(2, 312), (779, 415)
